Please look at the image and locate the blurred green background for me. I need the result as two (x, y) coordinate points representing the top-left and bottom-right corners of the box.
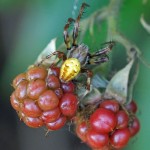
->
(0, 0), (150, 150)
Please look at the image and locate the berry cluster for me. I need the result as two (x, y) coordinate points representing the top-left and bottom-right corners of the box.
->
(75, 100), (140, 150)
(10, 66), (78, 130)
(10, 66), (140, 150)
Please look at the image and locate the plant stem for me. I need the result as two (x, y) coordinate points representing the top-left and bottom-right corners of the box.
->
(106, 0), (123, 38)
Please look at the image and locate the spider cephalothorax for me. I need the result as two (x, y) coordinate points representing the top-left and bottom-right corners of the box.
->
(40, 3), (115, 90)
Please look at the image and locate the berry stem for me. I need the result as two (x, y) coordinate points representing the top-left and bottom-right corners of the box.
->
(120, 103), (130, 117)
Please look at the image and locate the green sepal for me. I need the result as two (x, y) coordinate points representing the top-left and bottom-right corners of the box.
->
(104, 59), (134, 104)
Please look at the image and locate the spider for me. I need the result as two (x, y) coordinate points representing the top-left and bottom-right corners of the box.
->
(40, 3), (115, 90)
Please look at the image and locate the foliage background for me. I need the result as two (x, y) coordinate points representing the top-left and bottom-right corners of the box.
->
(0, 0), (150, 150)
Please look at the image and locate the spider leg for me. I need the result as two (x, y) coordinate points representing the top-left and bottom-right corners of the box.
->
(64, 18), (75, 50)
(81, 68), (93, 90)
(88, 55), (109, 65)
(90, 41), (115, 57)
(38, 51), (67, 66)
(44, 51), (66, 62)
(72, 3), (89, 46)
(101, 41), (115, 47)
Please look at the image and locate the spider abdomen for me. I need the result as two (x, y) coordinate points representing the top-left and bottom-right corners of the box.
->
(60, 58), (81, 82)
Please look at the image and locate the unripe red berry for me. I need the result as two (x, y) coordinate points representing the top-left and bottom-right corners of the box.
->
(21, 99), (42, 117)
(24, 116), (44, 128)
(116, 110), (129, 129)
(15, 80), (28, 100)
(54, 88), (63, 99)
(46, 115), (67, 130)
(76, 121), (88, 142)
(10, 92), (20, 111)
(26, 66), (47, 81)
(27, 79), (47, 99)
(61, 81), (75, 93)
(92, 145), (110, 150)
(110, 128), (130, 149)
(128, 117), (140, 137)
(90, 108), (117, 133)
(12, 73), (26, 88)
(59, 93), (78, 117)
(38, 90), (59, 111)
(50, 66), (60, 77)
(41, 107), (61, 123)
(46, 74), (60, 90)
(86, 129), (109, 149)
(125, 100), (137, 113)
(100, 100), (119, 113)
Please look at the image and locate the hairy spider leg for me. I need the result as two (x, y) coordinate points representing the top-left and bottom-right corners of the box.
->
(90, 41), (115, 57)
(72, 3), (89, 46)
(39, 51), (67, 66)
(101, 41), (115, 47)
(81, 68), (93, 90)
(88, 55), (109, 65)
(64, 18), (75, 50)
(87, 41), (115, 65)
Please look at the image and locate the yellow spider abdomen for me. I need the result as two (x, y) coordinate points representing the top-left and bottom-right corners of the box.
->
(60, 58), (81, 82)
